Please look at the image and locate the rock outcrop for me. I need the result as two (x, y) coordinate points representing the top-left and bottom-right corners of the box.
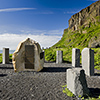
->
(69, 1), (100, 31)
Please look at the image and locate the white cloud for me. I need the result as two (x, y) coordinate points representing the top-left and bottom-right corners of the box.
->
(0, 25), (63, 50)
(0, 8), (53, 14)
(0, 33), (61, 50)
(0, 8), (36, 12)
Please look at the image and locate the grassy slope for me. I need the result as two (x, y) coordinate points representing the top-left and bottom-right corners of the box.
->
(45, 17), (100, 69)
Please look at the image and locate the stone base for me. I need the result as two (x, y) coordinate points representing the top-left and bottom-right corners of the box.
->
(67, 68), (89, 97)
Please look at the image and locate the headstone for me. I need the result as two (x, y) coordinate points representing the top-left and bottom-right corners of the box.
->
(56, 50), (63, 64)
(82, 48), (94, 76)
(67, 68), (89, 97)
(3, 48), (9, 64)
(12, 38), (44, 72)
(72, 48), (80, 67)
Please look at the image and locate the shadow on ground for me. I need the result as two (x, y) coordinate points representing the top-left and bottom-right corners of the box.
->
(89, 88), (100, 98)
(40, 67), (70, 72)
(0, 74), (7, 77)
(0, 67), (13, 69)
(94, 73), (100, 76)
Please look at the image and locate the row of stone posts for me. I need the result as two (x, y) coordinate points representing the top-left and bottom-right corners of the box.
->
(72, 48), (94, 76)
(2, 48), (63, 64)
(55, 48), (94, 76)
(67, 48), (94, 97)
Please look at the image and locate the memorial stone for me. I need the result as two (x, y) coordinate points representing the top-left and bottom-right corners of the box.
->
(72, 48), (80, 67)
(56, 50), (63, 64)
(12, 38), (44, 72)
(67, 68), (89, 97)
(3, 48), (9, 64)
(82, 48), (94, 76)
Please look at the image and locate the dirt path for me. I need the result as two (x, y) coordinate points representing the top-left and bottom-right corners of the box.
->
(0, 63), (100, 100)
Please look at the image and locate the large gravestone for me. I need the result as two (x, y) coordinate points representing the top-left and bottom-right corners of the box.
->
(82, 48), (94, 76)
(12, 38), (44, 72)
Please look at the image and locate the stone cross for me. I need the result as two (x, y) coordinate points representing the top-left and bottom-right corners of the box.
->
(2, 48), (9, 64)
(82, 48), (94, 76)
(72, 48), (80, 67)
(56, 50), (63, 64)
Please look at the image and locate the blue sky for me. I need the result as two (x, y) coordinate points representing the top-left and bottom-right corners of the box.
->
(0, 0), (98, 50)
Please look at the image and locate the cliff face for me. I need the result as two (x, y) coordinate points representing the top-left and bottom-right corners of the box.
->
(69, 1), (100, 31)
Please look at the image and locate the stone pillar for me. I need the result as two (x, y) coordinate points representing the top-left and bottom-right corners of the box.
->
(82, 48), (94, 76)
(3, 48), (9, 64)
(67, 68), (89, 97)
(72, 48), (80, 67)
(43, 50), (45, 62)
(56, 51), (63, 64)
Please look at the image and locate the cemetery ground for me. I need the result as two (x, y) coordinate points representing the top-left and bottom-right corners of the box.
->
(0, 63), (100, 100)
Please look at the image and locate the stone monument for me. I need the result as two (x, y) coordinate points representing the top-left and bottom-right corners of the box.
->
(72, 48), (80, 67)
(12, 38), (44, 72)
(82, 48), (94, 76)
(67, 68), (89, 97)
(3, 48), (9, 64)
(56, 50), (63, 64)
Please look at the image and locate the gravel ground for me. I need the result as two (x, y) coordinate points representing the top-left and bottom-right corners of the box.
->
(0, 63), (100, 100)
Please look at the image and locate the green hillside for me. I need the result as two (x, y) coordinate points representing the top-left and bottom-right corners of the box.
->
(44, 16), (100, 70)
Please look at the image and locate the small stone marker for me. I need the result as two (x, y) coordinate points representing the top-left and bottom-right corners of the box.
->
(56, 50), (63, 64)
(12, 38), (44, 72)
(42, 50), (45, 62)
(3, 48), (9, 64)
(67, 68), (89, 97)
(72, 48), (80, 67)
(82, 48), (94, 76)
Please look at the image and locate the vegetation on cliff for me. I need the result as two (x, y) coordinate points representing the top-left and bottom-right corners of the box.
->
(44, 16), (100, 70)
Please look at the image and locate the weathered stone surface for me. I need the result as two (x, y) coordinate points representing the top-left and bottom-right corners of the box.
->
(82, 48), (94, 76)
(67, 68), (89, 97)
(56, 51), (63, 64)
(69, 1), (100, 31)
(3, 48), (9, 64)
(12, 38), (44, 72)
(72, 48), (80, 67)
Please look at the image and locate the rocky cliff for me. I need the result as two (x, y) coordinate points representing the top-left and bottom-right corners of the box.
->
(69, 0), (100, 31)
(45, 0), (100, 65)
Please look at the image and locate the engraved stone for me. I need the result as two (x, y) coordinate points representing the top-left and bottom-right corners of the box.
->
(12, 38), (44, 72)
(25, 45), (34, 69)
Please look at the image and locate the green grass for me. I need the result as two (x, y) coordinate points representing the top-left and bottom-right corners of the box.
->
(61, 85), (75, 97)
(62, 85), (100, 100)
(0, 54), (12, 63)
(44, 16), (100, 70)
